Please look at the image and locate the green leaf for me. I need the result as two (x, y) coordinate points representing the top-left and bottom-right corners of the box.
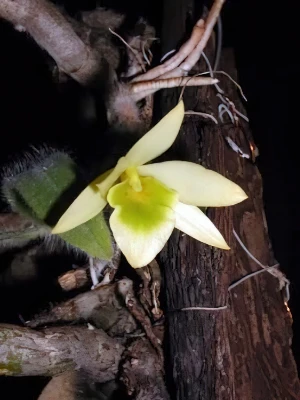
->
(59, 213), (113, 259)
(2, 150), (113, 259)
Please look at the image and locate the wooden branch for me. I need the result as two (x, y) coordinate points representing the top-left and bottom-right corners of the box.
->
(121, 338), (170, 400)
(0, 324), (124, 381)
(118, 278), (163, 358)
(27, 280), (137, 337)
(58, 268), (89, 291)
(0, 0), (101, 84)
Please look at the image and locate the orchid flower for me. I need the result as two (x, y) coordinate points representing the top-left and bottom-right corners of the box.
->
(52, 101), (247, 268)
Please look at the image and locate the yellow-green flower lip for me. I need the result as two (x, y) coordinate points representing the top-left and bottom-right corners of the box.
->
(52, 100), (248, 268)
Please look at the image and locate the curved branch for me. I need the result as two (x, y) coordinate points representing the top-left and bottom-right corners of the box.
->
(0, 0), (101, 84)
(27, 281), (138, 337)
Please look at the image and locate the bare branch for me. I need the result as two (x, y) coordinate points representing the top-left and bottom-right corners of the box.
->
(0, 324), (124, 381)
(0, 0), (101, 84)
(118, 279), (163, 359)
(27, 280), (137, 337)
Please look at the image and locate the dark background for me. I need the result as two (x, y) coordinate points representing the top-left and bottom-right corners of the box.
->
(0, 0), (299, 398)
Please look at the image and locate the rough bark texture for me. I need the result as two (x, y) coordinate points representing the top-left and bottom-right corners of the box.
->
(27, 280), (137, 337)
(121, 337), (170, 400)
(159, 1), (300, 399)
(0, 324), (124, 381)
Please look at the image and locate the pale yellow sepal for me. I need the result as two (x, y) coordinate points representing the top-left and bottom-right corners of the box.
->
(138, 161), (248, 207)
(125, 101), (185, 166)
(52, 175), (107, 234)
(96, 157), (129, 197)
(174, 202), (230, 250)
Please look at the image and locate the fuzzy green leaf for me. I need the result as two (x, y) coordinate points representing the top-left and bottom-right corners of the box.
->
(2, 151), (113, 259)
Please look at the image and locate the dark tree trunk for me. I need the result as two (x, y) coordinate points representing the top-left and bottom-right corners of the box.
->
(159, 1), (300, 399)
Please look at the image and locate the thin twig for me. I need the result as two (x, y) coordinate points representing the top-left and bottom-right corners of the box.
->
(218, 103), (235, 123)
(213, 16), (223, 71)
(216, 93), (249, 123)
(118, 279), (163, 358)
(233, 228), (290, 300)
(214, 71), (247, 101)
(177, 228), (290, 312)
(142, 42), (151, 65)
(199, 70), (247, 101)
(201, 51), (224, 93)
(233, 229), (271, 270)
(131, 19), (205, 82)
(185, 110), (218, 124)
(109, 28), (146, 73)
(160, 49), (176, 62)
(131, 0), (226, 82)
(225, 136), (250, 159)
(181, 305), (227, 311)
(233, 107), (249, 122)
(228, 265), (279, 291)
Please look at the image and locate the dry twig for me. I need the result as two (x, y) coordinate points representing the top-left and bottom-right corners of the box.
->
(118, 279), (163, 359)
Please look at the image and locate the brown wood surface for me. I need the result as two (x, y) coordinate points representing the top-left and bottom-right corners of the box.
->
(159, 1), (299, 399)
(0, 324), (124, 381)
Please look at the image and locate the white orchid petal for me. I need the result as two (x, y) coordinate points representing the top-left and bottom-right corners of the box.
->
(125, 101), (184, 166)
(174, 202), (230, 249)
(138, 161), (248, 207)
(110, 207), (175, 269)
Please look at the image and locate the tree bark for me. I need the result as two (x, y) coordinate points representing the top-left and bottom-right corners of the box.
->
(0, 324), (124, 381)
(27, 280), (137, 337)
(159, 1), (300, 399)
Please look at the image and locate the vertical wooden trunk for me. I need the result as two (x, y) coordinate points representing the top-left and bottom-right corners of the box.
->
(159, 1), (300, 399)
